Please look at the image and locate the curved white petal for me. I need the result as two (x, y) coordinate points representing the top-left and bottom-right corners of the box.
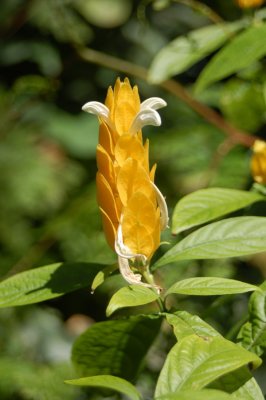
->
(118, 256), (161, 293)
(140, 97), (167, 111)
(82, 101), (109, 123)
(151, 182), (169, 230)
(130, 109), (161, 135)
(115, 223), (147, 265)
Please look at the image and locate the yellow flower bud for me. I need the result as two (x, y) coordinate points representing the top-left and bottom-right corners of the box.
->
(82, 78), (168, 288)
(235, 0), (264, 8)
(251, 140), (266, 184)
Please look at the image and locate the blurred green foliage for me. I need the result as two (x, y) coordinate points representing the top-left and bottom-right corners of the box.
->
(0, 0), (266, 399)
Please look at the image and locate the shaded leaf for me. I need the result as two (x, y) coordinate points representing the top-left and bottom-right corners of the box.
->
(166, 277), (259, 297)
(232, 377), (265, 400)
(172, 188), (262, 235)
(196, 23), (266, 92)
(210, 367), (264, 399)
(0, 262), (102, 307)
(65, 375), (142, 400)
(106, 285), (159, 317)
(148, 22), (244, 83)
(155, 334), (261, 397)
(72, 315), (161, 382)
(154, 217), (266, 268)
(237, 281), (266, 356)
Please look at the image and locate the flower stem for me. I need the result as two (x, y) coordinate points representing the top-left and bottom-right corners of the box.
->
(142, 268), (165, 312)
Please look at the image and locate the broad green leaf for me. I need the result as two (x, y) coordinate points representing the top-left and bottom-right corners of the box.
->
(232, 377), (265, 400)
(196, 23), (266, 92)
(72, 315), (161, 382)
(156, 389), (234, 400)
(155, 334), (261, 397)
(154, 217), (266, 268)
(91, 264), (118, 292)
(106, 285), (159, 317)
(237, 281), (266, 356)
(0, 262), (102, 307)
(65, 375), (142, 400)
(165, 311), (222, 340)
(172, 188), (263, 235)
(210, 367), (264, 400)
(148, 21), (244, 83)
(166, 277), (259, 297)
(220, 79), (266, 133)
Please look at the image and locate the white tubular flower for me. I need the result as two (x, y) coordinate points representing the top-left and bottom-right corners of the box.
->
(115, 223), (147, 265)
(82, 101), (111, 125)
(151, 182), (169, 230)
(140, 97), (167, 111)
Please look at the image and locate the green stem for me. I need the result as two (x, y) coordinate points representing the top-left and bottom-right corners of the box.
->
(142, 268), (165, 312)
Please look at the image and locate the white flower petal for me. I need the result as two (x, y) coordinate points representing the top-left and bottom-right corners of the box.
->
(130, 109), (161, 135)
(140, 97), (167, 111)
(115, 223), (147, 265)
(82, 101), (109, 122)
(151, 182), (169, 230)
(118, 256), (161, 293)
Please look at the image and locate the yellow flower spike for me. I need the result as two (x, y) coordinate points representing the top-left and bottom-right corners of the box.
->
(251, 140), (266, 184)
(235, 0), (264, 8)
(116, 159), (155, 207)
(82, 78), (167, 288)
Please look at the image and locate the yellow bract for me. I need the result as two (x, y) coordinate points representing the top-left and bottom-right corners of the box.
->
(251, 140), (266, 184)
(95, 78), (163, 260)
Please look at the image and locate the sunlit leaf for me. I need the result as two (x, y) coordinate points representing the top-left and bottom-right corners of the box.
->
(155, 334), (261, 397)
(154, 217), (266, 268)
(65, 375), (142, 400)
(172, 188), (262, 235)
(196, 23), (266, 92)
(148, 22), (244, 83)
(91, 264), (118, 292)
(72, 315), (161, 382)
(166, 277), (259, 297)
(156, 389), (234, 400)
(106, 285), (159, 316)
(0, 262), (102, 307)
(165, 311), (221, 340)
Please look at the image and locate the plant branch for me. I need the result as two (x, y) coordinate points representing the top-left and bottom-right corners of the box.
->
(76, 46), (257, 148)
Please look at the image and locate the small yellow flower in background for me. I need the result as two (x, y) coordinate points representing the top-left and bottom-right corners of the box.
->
(251, 140), (266, 184)
(82, 78), (168, 289)
(235, 0), (264, 8)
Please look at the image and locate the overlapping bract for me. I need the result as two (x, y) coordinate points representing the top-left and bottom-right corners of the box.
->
(83, 78), (167, 287)
(251, 140), (266, 184)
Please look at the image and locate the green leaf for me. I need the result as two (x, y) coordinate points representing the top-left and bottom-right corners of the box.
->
(65, 375), (142, 400)
(210, 367), (264, 400)
(196, 23), (266, 92)
(72, 315), (161, 382)
(166, 311), (222, 340)
(154, 217), (266, 268)
(220, 79), (266, 133)
(154, 334), (261, 397)
(172, 188), (263, 235)
(148, 21), (244, 84)
(237, 281), (266, 356)
(166, 277), (259, 297)
(232, 377), (265, 400)
(0, 262), (102, 307)
(91, 264), (118, 292)
(106, 285), (159, 317)
(156, 389), (234, 400)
